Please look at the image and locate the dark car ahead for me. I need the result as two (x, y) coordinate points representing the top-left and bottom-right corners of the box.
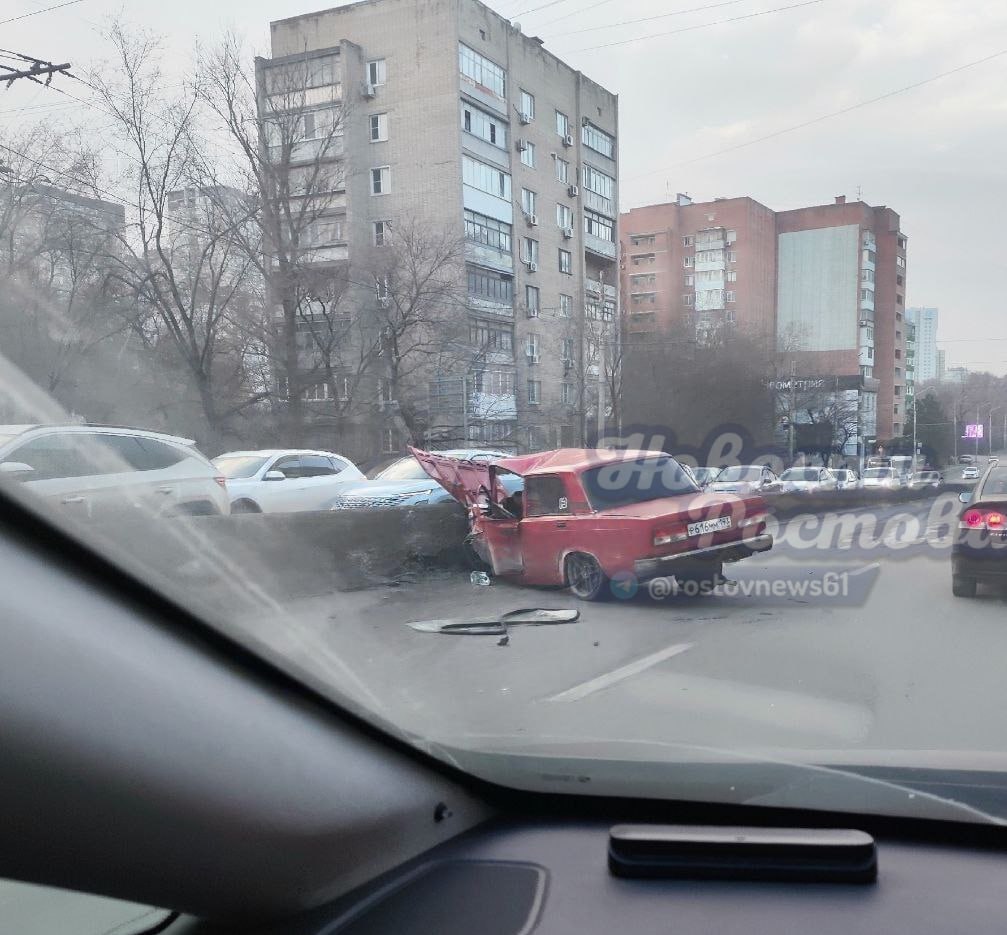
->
(952, 461), (1007, 597)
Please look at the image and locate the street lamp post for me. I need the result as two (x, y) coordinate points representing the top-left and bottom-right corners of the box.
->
(911, 390), (917, 470)
(990, 406), (1002, 460)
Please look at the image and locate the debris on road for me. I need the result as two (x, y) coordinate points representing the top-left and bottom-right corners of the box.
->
(408, 607), (580, 635)
(470, 571), (491, 586)
(497, 635), (510, 647)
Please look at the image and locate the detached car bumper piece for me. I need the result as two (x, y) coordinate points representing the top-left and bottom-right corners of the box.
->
(634, 533), (773, 580)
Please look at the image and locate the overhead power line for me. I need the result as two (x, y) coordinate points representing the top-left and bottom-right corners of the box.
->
(0, 0), (87, 27)
(572, 0), (825, 52)
(508, 0), (573, 19)
(546, 0), (751, 38)
(538, 0), (621, 29)
(624, 46), (1007, 180)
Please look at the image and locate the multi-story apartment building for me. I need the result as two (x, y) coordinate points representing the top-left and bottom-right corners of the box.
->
(261, 0), (619, 457)
(620, 194), (909, 452)
(776, 197), (908, 442)
(620, 194), (776, 343)
(906, 306), (938, 383)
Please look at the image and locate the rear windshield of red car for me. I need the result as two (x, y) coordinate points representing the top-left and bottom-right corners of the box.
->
(581, 456), (699, 511)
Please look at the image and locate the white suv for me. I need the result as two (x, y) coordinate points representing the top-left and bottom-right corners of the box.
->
(0, 424), (230, 519)
(213, 449), (365, 513)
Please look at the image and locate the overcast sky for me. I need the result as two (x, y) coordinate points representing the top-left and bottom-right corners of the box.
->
(6, 0), (1007, 372)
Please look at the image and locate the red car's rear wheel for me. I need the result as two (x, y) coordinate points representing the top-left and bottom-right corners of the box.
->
(566, 553), (607, 601)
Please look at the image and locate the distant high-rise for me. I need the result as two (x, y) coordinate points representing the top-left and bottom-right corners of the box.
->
(906, 307), (938, 383)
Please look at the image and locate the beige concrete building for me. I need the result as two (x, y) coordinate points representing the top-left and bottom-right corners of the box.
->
(261, 0), (619, 456)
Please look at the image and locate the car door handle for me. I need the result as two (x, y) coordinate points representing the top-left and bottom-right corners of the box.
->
(61, 496), (86, 505)
(555, 521), (567, 529)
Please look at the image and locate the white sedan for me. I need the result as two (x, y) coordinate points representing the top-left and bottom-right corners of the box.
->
(778, 466), (839, 494)
(213, 449), (365, 513)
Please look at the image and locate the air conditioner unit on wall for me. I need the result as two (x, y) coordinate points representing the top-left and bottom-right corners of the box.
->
(526, 261), (538, 272)
(362, 82), (376, 99)
(562, 227), (574, 239)
(527, 213), (539, 227)
(567, 184), (579, 198)
(563, 133), (574, 147)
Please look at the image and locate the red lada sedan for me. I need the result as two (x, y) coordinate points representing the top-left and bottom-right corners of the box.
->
(411, 447), (773, 600)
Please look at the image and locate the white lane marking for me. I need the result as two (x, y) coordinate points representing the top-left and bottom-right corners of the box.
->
(544, 642), (694, 703)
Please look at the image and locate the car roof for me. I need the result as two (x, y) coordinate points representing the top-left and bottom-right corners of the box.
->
(215, 449), (351, 459)
(0, 423), (196, 446)
(494, 448), (670, 478)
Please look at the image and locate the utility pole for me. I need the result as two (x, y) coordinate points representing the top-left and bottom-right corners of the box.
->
(976, 405), (981, 462)
(788, 359), (796, 465)
(911, 390), (917, 471)
(596, 270), (606, 441)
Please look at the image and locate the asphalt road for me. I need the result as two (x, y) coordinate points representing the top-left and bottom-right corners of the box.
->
(243, 490), (1007, 776)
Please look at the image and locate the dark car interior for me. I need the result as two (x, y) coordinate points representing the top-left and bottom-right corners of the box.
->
(3, 489), (1007, 935)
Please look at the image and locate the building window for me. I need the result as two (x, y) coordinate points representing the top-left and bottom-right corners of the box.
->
(861, 288), (874, 302)
(373, 220), (391, 246)
(895, 384), (902, 394)
(861, 268), (875, 283)
(727, 250), (737, 263)
(527, 379), (541, 405)
(726, 291), (736, 303)
(303, 216), (344, 246)
(895, 349), (901, 359)
(684, 273), (694, 286)
(897, 294), (904, 305)
(463, 154), (511, 200)
(630, 233), (656, 246)
(370, 166), (390, 195)
(470, 320), (514, 352)
(581, 122), (614, 158)
(726, 229), (737, 243)
(471, 370), (515, 395)
(467, 266), (513, 303)
(898, 235), (907, 249)
(526, 333), (540, 362)
(894, 405), (899, 416)
(519, 89), (535, 121)
(369, 113), (388, 142)
(861, 366), (873, 378)
(562, 337), (574, 361)
(558, 248), (572, 274)
(632, 253), (655, 265)
(556, 203), (573, 229)
(562, 382), (575, 405)
(366, 59), (386, 87)
(525, 284), (540, 316)
(520, 140), (536, 168)
(521, 188), (537, 217)
(896, 255), (906, 268)
(581, 164), (614, 211)
(682, 235), (694, 247)
(559, 293), (572, 318)
(683, 256), (694, 268)
(464, 209), (512, 252)
(584, 209), (614, 242)
(866, 326), (874, 340)
(554, 156), (569, 183)
(897, 274), (904, 286)
(867, 347), (873, 358)
(683, 293), (694, 306)
(458, 43), (505, 97)
(461, 102), (506, 148)
(521, 237), (539, 264)
(555, 110), (569, 137)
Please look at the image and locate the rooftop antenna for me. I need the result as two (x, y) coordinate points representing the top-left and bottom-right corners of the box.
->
(856, 184), (863, 201)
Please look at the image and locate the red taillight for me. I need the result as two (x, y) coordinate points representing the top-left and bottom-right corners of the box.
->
(963, 509), (985, 528)
(214, 476), (228, 488)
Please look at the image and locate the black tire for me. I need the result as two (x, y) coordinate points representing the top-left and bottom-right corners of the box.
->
(231, 499), (261, 514)
(565, 552), (608, 601)
(952, 575), (977, 598)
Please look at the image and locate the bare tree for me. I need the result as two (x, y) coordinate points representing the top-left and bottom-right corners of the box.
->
(85, 24), (265, 444)
(197, 33), (349, 445)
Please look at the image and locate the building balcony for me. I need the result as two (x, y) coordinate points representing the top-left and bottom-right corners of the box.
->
(695, 237), (725, 251)
(858, 309), (874, 325)
(584, 232), (616, 259)
(583, 190), (615, 217)
(465, 241), (513, 273)
(469, 392), (517, 421)
(860, 297), (875, 312)
(467, 296), (514, 318)
(694, 257), (726, 273)
(459, 74), (507, 116)
(585, 278), (616, 299)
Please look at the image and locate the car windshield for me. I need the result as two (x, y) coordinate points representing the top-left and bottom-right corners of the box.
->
(372, 458), (433, 481)
(8, 3), (1007, 890)
(715, 466), (762, 482)
(213, 455), (270, 479)
(581, 456), (699, 510)
(781, 468), (821, 481)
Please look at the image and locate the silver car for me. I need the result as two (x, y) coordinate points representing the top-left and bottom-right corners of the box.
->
(778, 466), (839, 494)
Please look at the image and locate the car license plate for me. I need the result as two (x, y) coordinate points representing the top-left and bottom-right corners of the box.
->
(688, 516), (732, 537)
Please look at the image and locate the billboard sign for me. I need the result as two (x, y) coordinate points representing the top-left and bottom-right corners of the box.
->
(964, 423), (984, 440)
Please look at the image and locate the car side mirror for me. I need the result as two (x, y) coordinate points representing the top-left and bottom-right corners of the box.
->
(959, 491), (971, 503)
(0, 461), (35, 478)
(264, 470), (286, 481)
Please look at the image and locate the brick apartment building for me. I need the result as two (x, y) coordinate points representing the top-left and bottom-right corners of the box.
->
(621, 194), (909, 447)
